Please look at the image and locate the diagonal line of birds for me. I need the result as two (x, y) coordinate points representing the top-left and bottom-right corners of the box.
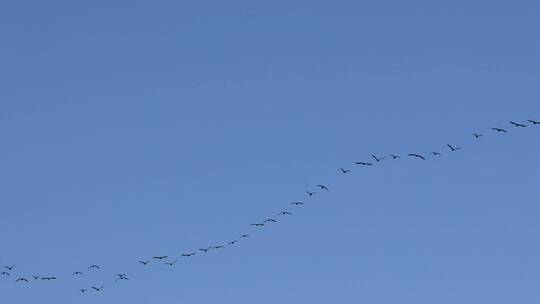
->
(1, 119), (539, 294)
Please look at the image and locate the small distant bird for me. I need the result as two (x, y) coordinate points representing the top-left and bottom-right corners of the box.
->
(88, 265), (100, 270)
(164, 260), (178, 266)
(1, 272), (10, 276)
(510, 121), (527, 127)
(115, 274), (128, 278)
(41, 277), (56, 281)
(339, 168), (351, 173)
(250, 223), (265, 227)
(115, 274), (129, 281)
(305, 191), (316, 196)
(240, 234), (250, 238)
(78, 289), (87, 293)
(73, 271), (84, 276)
(278, 211), (292, 216)
(371, 154), (385, 162)
(32, 275), (41, 280)
(316, 184), (329, 191)
(431, 152), (442, 156)
(492, 127), (507, 132)
(290, 202), (304, 206)
(408, 153), (426, 160)
(212, 245), (224, 249)
(390, 154), (400, 159)
(473, 133), (483, 138)
(355, 161), (373, 166)
(199, 247), (211, 252)
(116, 276), (129, 282)
(447, 144), (462, 151)
(153, 256), (168, 260)
(92, 286), (104, 292)
(528, 119), (540, 125)
(4, 265), (15, 271)
(228, 240), (238, 245)
(264, 218), (277, 223)
(181, 252), (196, 257)
(16, 278), (29, 283)
(138, 260), (150, 265)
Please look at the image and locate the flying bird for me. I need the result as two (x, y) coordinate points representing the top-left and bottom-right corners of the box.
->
(78, 289), (87, 293)
(181, 252), (196, 257)
(447, 144), (462, 151)
(1, 272), (10, 276)
(278, 211), (292, 216)
(492, 127), (507, 132)
(41, 277), (56, 281)
(473, 133), (483, 138)
(4, 265), (15, 271)
(305, 191), (316, 196)
(116, 276), (129, 282)
(371, 154), (385, 162)
(431, 152), (442, 156)
(390, 154), (400, 159)
(153, 256), (168, 260)
(316, 184), (329, 191)
(528, 119), (540, 125)
(355, 161), (373, 166)
(32, 275), (41, 280)
(115, 274), (129, 281)
(290, 202), (304, 206)
(408, 153), (426, 160)
(228, 240), (238, 245)
(240, 234), (250, 238)
(16, 278), (29, 283)
(88, 265), (100, 270)
(339, 168), (351, 173)
(264, 218), (277, 223)
(165, 260), (178, 266)
(73, 271), (84, 276)
(138, 260), (150, 265)
(199, 247), (212, 252)
(250, 223), (265, 227)
(510, 121), (527, 127)
(92, 286), (104, 292)
(212, 245), (224, 249)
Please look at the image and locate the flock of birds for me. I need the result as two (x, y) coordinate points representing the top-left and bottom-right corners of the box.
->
(1, 119), (539, 294)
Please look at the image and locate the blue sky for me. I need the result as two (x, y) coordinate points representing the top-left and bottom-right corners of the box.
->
(1, 0), (539, 303)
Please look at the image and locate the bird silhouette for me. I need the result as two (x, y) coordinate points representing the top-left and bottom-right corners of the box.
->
(32, 275), (41, 280)
(278, 211), (292, 216)
(116, 276), (129, 282)
(305, 191), (316, 196)
(138, 260), (150, 265)
(212, 245), (224, 249)
(115, 274), (129, 281)
(528, 119), (540, 125)
(355, 161), (373, 166)
(431, 152), (442, 156)
(371, 154), (385, 162)
(92, 286), (104, 292)
(1, 272), (10, 276)
(316, 184), (329, 191)
(181, 252), (196, 257)
(290, 202), (304, 206)
(4, 265), (14, 271)
(250, 223), (265, 227)
(390, 154), (400, 159)
(88, 265), (100, 270)
(78, 289), (87, 293)
(199, 247), (212, 252)
(408, 153), (426, 160)
(447, 144), (462, 151)
(153, 256), (168, 260)
(164, 260), (178, 266)
(72, 271), (84, 276)
(473, 133), (483, 138)
(228, 240), (238, 245)
(510, 121), (527, 127)
(16, 278), (29, 283)
(339, 168), (351, 173)
(41, 277), (56, 281)
(492, 127), (507, 132)
(240, 234), (250, 238)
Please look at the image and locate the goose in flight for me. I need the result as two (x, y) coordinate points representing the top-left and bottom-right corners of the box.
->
(228, 240), (238, 245)
(447, 144), (462, 151)
(16, 278), (29, 283)
(41, 277), (57, 281)
(290, 202), (304, 206)
(116, 276), (129, 282)
(510, 121), (527, 127)
(240, 234), (250, 238)
(115, 274), (129, 281)
(305, 191), (316, 196)
(212, 245), (224, 249)
(73, 271), (84, 276)
(264, 218), (277, 223)
(88, 265), (100, 270)
(278, 211), (292, 216)
(473, 133), (483, 138)
(492, 127), (507, 132)
(390, 154), (400, 159)
(528, 119), (540, 125)
(78, 289), (87, 293)
(355, 161), (373, 166)
(316, 184), (329, 191)
(371, 154), (385, 162)
(408, 153), (426, 160)
(181, 252), (196, 257)
(165, 260), (178, 266)
(153, 256), (168, 260)
(1, 272), (10, 276)
(92, 286), (104, 292)
(32, 275), (41, 280)
(339, 168), (351, 173)
(138, 260), (151, 265)
(4, 265), (15, 271)
(199, 247), (212, 252)
(250, 223), (265, 227)
(431, 152), (442, 156)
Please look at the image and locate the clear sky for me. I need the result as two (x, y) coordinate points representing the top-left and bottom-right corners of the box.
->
(1, 1), (539, 303)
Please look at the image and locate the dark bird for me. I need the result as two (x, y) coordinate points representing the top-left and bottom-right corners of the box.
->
(116, 276), (129, 282)
(528, 119), (540, 125)
(228, 240), (238, 245)
(431, 152), (442, 156)
(4, 265), (15, 271)
(316, 184), (329, 191)
(355, 161), (373, 166)
(408, 153), (425, 160)
(339, 168), (351, 173)
(473, 133), (483, 138)
(510, 121), (527, 127)
(73, 271), (84, 276)
(264, 218), (277, 223)
(88, 265), (100, 270)
(32, 275), (41, 280)
(447, 144), (462, 151)
(153, 256), (168, 260)
(492, 127), (507, 132)
(138, 260), (150, 265)
(1, 272), (10, 276)
(250, 223), (265, 227)
(92, 286), (104, 292)
(16, 278), (29, 283)
(212, 245), (224, 249)
(371, 154), (385, 162)
(41, 277), (56, 281)
(290, 202), (304, 206)
(240, 234), (250, 238)
(181, 252), (196, 257)
(199, 247), (211, 252)
(115, 274), (129, 281)
(390, 154), (400, 159)
(305, 191), (316, 196)
(78, 289), (87, 293)
(278, 211), (292, 216)
(165, 260), (178, 266)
